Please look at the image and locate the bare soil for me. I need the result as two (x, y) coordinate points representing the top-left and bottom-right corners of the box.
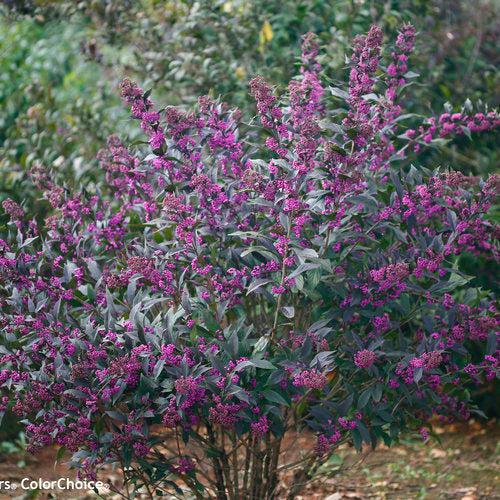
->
(0, 420), (497, 499)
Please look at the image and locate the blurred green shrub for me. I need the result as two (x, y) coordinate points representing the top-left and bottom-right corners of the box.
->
(0, 13), (125, 222)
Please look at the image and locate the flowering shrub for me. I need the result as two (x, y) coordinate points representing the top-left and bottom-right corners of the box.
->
(0, 24), (499, 498)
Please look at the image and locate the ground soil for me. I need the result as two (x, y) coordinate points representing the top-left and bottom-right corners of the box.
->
(0, 420), (497, 499)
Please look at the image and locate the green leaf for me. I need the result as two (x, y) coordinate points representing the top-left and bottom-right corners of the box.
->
(287, 262), (320, 280)
(352, 428), (363, 451)
(56, 446), (66, 463)
(372, 384), (383, 402)
(263, 389), (289, 407)
(358, 388), (371, 409)
(251, 359), (276, 370)
(246, 278), (271, 295)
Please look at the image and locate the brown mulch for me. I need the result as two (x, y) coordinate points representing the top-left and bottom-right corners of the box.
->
(0, 420), (497, 499)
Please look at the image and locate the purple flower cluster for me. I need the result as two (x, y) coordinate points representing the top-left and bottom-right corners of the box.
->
(292, 369), (328, 389)
(354, 350), (377, 369)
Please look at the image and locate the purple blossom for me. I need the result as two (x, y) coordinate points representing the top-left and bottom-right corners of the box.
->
(292, 369), (328, 389)
(354, 350), (377, 369)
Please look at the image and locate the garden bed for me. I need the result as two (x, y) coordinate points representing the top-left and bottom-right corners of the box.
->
(0, 420), (497, 499)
